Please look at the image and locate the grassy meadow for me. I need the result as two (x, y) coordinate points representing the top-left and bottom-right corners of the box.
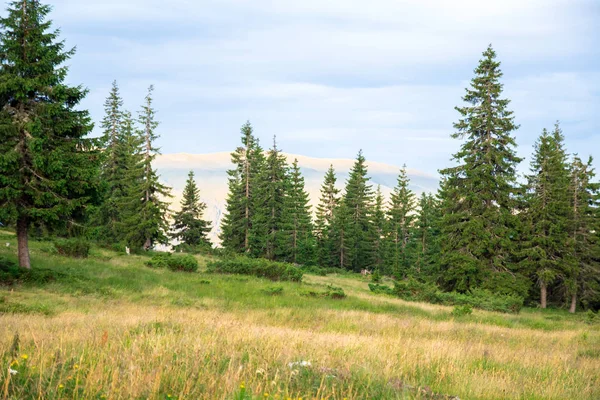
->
(0, 230), (599, 400)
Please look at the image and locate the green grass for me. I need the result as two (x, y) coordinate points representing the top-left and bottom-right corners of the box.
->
(1, 229), (599, 399)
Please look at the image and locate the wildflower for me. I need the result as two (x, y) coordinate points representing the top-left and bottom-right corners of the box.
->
(167, 395), (172, 399)
(21, 354), (28, 360)
(264, 393), (269, 398)
(58, 384), (64, 389)
(74, 364), (79, 370)
(10, 360), (18, 367)
(9, 368), (17, 375)
(287, 361), (311, 369)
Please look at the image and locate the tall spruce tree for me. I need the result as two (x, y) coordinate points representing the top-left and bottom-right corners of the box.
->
(439, 45), (522, 294)
(314, 165), (340, 267)
(0, 0), (98, 268)
(384, 166), (415, 277)
(128, 85), (171, 250)
(341, 150), (375, 272)
(521, 125), (573, 308)
(250, 137), (288, 260)
(114, 110), (145, 245)
(567, 156), (600, 312)
(283, 159), (314, 264)
(372, 186), (387, 273)
(412, 192), (441, 281)
(90, 82), (127, 242)
(171, 171), (211, 250)
(220, 122), (265, 253)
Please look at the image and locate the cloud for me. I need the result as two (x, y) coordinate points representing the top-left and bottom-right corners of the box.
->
(45, 0), (600, 176)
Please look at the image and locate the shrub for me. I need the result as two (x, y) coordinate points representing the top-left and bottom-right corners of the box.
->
(261, 285), (284, 296)
(391, 278), (523, 313)
(300, 284), (346, 299)
(53, 238), (90, 258)
(146, 253), (199, 272)
(368, 283), (394, 295)
(585, 310), (598, 325)
(206, 256), (303, 282)
(325, 284), (346, 299)
(451, 304), (473, 317)
(371, 269), (382, 283)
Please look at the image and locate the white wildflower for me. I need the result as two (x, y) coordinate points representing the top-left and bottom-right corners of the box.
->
(287, 360), (311, 369)
(9, 368), (17, 375)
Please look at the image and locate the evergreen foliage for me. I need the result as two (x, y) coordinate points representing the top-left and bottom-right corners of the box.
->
(0, 0), (98, 268)
(220, 122), (265, 253)
(372, 186), (386, 273)
(314, 165), (340, 268)
(127, 85), (171, 250)
(438, 45), (522, 295)
(384, 166), (415, 277)
(249, 137), (289, 260)
(171, 171), (211, 251)
(412, 192), (441, 281)
(340, 151), (375, 271)
(521, 124), (573, 308)
(283, 159), (314, 264)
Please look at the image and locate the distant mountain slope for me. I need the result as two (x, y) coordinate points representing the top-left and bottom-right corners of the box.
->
(155, 152), (439, 244)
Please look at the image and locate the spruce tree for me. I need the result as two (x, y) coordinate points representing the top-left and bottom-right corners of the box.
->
(128, 85), (171, 250)
(412, 193), (441, 281)
(567, 156), (600, 312)
(341, 150), (375, 272)
(220, 122), (265, 253)
(384, 166), (415, 277)
(90, 82), (127, 242)
(283, 159), (314, 264)
(171, 171), (211, 250)
(521, 125), (573, 308)
(372, 186), (386, 273)
(0, 0), (98, 268)
(314, 165), (340, 267)
(439, 45), (522, 294)
(250, 137), (288, 260)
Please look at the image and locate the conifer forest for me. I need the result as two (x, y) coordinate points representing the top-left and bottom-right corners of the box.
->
(0, 1), (599, 399)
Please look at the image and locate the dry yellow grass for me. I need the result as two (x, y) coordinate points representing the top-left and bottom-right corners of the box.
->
(1, 300), (599, 400)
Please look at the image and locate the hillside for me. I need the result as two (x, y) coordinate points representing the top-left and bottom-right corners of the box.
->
(154, 152), (439, 244)
(1, 230), (599, 400)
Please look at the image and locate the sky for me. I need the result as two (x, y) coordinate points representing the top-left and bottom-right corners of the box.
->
(45, 0), (600, 177)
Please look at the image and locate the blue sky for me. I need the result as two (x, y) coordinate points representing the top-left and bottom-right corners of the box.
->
(47, 0), (600, 176)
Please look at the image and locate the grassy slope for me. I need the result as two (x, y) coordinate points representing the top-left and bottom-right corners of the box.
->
(0, 230), (599, 400)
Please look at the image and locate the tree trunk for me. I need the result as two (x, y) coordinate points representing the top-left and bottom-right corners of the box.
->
(17, 216), (31, 269)
(143, 237), (151, 251)
(569, 292), (577, 314)
(540, 283), (547, 309)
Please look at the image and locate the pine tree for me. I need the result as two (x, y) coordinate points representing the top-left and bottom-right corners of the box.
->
(384, 166), (415, 277)
(250, 137), (288, 260)
(220, 122), (265, 253)
(0, 0), (98, 268)
(412, 193), (441, 281)
(567, 156), (600, 312)
(283, 159), (314, 264)
(171, 171), (211, 250)
(439, 45), (522, 294)
(314, 165), (340, 267)
(372, 186), (386, 273)
(521, 125), (573, 308)
(128, 85), (171, 250)
(341, 150), (375, 272)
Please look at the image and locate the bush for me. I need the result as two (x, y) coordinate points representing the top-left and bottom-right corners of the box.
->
(451, 304), (473, 317)
(145, 253), (198, 272)
(585, 310), (598, 325)
(53, 238), (90, 258)
(206, 256), (303, 282)
(261, 285), (284, 296)
(371, 269), (382, 283)
(392, 278), (523, 313)
(368, 283), (394, 295)
(300, 265), (346, 276)
(300, 284), (346, 299)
